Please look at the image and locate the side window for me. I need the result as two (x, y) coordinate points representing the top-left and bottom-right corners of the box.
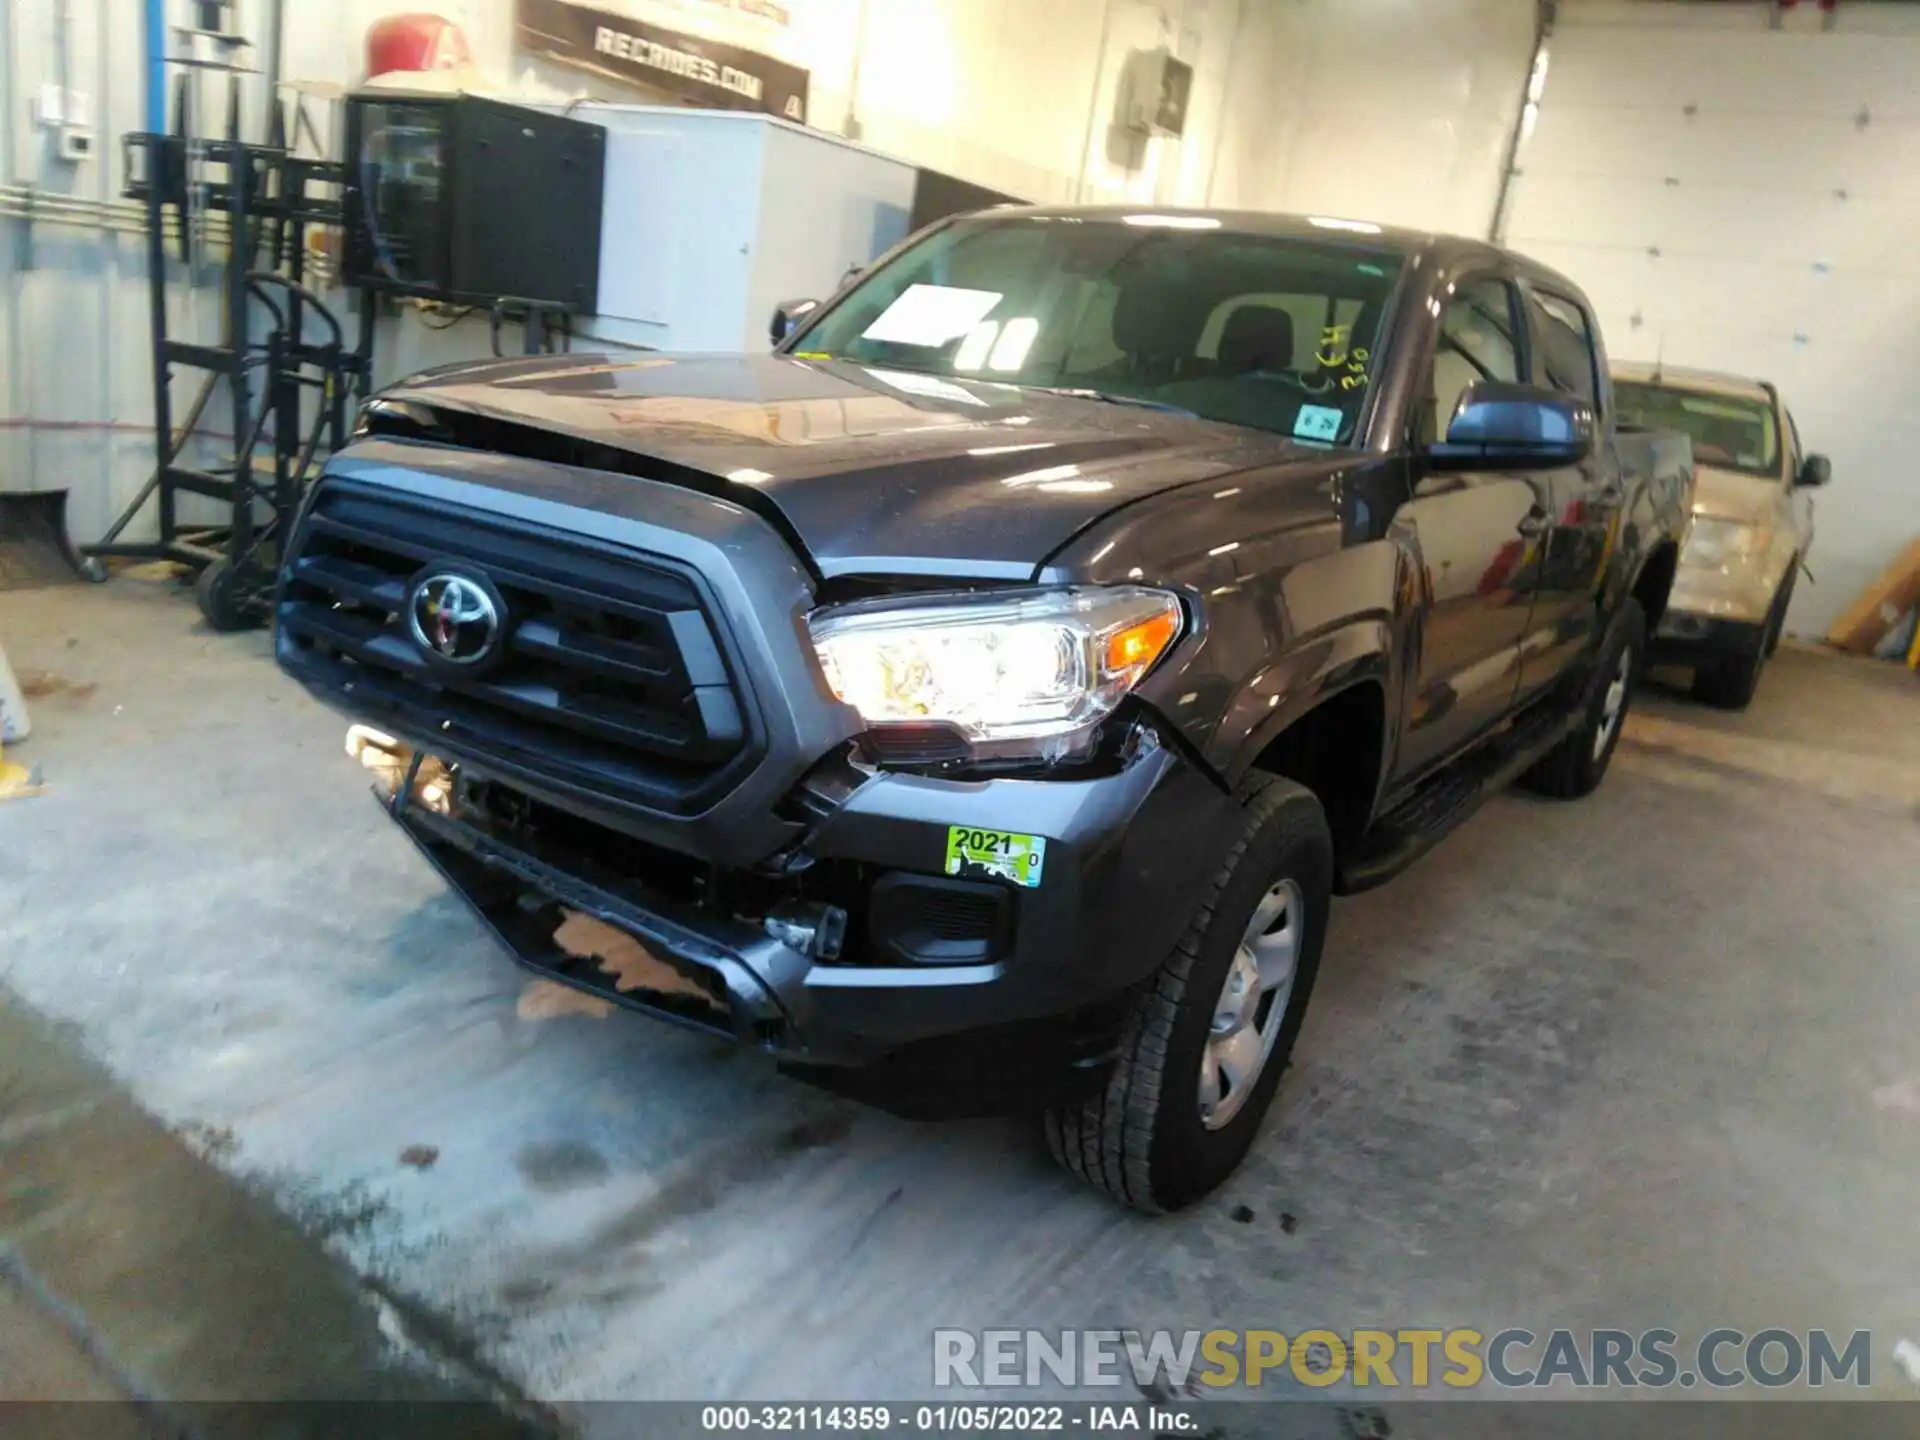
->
(1424, 278), (1520, 445)
(1530, 290), (1602, 414)
(1786, 409), (1804, 482)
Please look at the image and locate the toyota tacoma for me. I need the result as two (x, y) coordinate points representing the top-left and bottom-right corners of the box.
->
(276, 209), (1692, 1211)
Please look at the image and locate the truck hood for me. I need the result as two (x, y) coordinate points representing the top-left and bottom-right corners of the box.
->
(1691, 464), (1784, 528)
(383, 352), (1317, 578)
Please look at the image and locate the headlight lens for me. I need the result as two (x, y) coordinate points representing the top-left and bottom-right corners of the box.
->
(808, 586), (1183, 761)
(1683, 517), (1764, 570)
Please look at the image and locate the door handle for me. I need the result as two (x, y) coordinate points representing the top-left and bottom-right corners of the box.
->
(1516, 506), (1551, 537)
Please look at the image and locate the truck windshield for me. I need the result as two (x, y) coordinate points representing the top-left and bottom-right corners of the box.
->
(793, 216), (1404, 446)
(1613, 381), (1780, 478)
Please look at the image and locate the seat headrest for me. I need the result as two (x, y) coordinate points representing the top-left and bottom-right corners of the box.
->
(1112, 284), (1204, 358)
(1217, 306), (1296, 374)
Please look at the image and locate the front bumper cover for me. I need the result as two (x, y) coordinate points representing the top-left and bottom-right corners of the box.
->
(1655, 559), (1791, 658)
(1659, 568), (1773, 630)
(388, 730), (1237, 1080)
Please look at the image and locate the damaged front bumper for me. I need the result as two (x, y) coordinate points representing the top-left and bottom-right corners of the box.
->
(361, 726), (1236, 1106)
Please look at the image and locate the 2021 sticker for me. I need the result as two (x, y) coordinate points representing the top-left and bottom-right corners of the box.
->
(945, 826), (1047, 888)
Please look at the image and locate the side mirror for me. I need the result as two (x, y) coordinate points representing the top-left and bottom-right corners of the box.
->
(1795, 453), (1831, 488)
(770, 298), (820, 347)
(1431, 381), (1594, 470)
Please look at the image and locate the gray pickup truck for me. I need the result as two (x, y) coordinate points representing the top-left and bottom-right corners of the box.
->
(277, 209), (1693, 1210)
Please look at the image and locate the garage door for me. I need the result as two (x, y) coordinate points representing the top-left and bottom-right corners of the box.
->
(1500, 0), (1920, 637)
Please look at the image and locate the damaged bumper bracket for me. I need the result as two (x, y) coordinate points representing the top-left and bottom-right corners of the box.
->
(391, 792), (806, 1052)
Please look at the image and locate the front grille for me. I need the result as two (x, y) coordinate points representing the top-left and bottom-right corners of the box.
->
(278, 481), (756, 813)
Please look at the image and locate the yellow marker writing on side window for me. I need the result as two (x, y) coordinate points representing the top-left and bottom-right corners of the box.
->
(1315, 323), (1353, 368)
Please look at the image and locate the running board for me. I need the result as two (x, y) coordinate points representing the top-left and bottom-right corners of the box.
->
(1336, 702), (1581, 895)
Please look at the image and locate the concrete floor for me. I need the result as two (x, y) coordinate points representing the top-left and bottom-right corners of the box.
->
(2, 576), (1918, 1420)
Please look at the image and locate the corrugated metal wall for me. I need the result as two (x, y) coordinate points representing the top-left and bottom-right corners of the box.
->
(1, 0), (193, 547)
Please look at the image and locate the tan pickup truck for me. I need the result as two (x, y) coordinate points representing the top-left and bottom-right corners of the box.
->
(1612, 362), (1830, 708)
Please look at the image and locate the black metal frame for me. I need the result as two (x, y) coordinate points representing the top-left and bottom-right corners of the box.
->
(85, 120), (376, 627)
(87, 43), (589, 626)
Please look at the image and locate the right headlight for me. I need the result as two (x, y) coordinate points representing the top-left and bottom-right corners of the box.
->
(808, 585), (1184, 763)
(1682, 517), (1765, 571)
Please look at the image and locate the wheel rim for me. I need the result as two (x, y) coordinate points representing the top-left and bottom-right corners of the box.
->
(1197, 877), (1304, 1131)
(1592, 644), (1633, 761)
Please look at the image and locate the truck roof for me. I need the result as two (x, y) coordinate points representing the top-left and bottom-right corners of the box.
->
(1610, 361), (1774, 403)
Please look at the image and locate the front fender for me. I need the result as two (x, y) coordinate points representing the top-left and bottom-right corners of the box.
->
(1667, 531), (1798, 626)
(1125, 532), (1404, 784)
(1222, 620), (1393, 783)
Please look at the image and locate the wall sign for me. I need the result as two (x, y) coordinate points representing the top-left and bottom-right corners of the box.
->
(517, 0), (809, 122)
(687, 0), (791, 27)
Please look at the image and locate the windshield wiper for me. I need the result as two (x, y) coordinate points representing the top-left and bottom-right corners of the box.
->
(1033, 386), (1197, 418)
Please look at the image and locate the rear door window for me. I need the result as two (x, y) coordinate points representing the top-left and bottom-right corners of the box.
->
(1529, 290), (1603, 418)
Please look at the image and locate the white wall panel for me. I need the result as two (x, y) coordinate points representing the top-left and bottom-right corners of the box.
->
(1209, 0), (1537, 233)
(1506, 1), (1920, 637)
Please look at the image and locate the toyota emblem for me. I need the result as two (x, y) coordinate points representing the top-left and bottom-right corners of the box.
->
(407, 571), (502, 666)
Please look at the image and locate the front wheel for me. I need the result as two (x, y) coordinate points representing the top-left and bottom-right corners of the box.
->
(1690, 643), (1764, 711)
(1043, 775), (1333, 1212)
(1694, 570), (1791, 709)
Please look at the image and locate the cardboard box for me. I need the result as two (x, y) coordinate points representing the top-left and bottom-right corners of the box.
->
(1826, 538), (1920, 654)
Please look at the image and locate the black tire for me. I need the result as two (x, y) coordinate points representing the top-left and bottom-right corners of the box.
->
(1692, 571), (1791, 710)
(194, 556), (259, 633)
(1764, 568), (1796, 659)
(1690, 645), (1764, 710)
(1043, 775), (1333, 1212)
(1519, 598), (1646, 800)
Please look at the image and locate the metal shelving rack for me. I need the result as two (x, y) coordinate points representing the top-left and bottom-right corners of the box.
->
(84, 1), (375, 630)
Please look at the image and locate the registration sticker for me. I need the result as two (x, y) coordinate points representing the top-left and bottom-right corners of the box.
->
(1294, 404), (1344, 442)
(945, 826), (1047, 888)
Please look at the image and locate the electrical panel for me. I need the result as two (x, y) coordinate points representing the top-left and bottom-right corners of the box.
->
(342, 93), (606, 311)
(1119, 49), (1194, 138)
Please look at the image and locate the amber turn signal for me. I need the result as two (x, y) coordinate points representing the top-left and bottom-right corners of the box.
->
(1104, 607), (1181, 677)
